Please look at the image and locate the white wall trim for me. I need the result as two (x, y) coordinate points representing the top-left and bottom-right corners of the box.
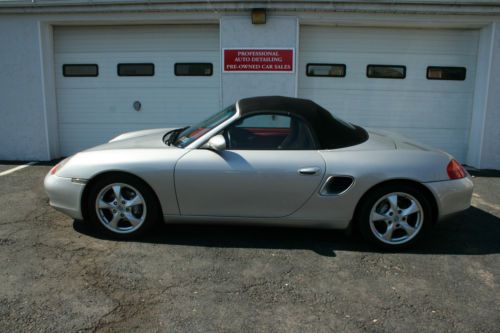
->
(2, 1), (500, 16)
(37, 21), (52, 160)
(294, 17), (299, 98)
(467, 23), (495, 167)
(478, 22), (496, 168)
(4, 11), (496, 29)
(218, 17), (224, 108)
(39, 22), (59, 159)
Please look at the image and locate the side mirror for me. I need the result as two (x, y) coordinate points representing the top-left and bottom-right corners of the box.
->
(205, 134), (226, 151)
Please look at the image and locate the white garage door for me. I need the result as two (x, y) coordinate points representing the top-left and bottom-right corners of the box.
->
(299, 26), (479, 161)
(54, 25), (220, 156)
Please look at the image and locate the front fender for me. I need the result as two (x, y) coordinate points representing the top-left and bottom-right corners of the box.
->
(56, 148), (189, 216)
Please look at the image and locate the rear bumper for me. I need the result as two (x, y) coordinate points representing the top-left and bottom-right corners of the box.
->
(425, 176), (474, 220)
(44, 173), (85, 220)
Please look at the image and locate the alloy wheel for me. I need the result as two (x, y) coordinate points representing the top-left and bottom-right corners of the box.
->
(95, 183), (147, 234)
(369, 192), (423, 245)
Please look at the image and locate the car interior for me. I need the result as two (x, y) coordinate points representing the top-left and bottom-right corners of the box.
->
(224, 114), (317, 150)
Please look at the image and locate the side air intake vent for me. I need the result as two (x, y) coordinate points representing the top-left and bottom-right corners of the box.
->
(321, 176), (354, 195)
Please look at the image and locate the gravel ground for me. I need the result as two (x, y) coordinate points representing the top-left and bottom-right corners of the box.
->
(0, 163), (499, 332)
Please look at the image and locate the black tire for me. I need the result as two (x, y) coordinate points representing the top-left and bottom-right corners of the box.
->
(85, 174), (161, 239)
(357, 183), (433, 250)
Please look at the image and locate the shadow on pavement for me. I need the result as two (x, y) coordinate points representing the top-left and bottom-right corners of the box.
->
(73, 206), (500, 257)
(468, 169), (500, 178)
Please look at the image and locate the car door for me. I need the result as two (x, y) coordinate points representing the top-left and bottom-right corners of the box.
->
(174, 113), (326, 218)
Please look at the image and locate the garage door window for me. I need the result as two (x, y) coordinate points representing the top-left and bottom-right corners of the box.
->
(306, 64), (346, 77)
(175, 63), (213, 76)
(367, 65), (406, 79)
(117, 63), (155, 76)
(63, 64), (98, 77)
(427, 66), (466, 81)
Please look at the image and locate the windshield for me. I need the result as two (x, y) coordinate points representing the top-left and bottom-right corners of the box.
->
(173, 104), (236, 148)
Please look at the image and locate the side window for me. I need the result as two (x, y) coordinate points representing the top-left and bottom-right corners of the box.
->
(225, 114), (316, 150)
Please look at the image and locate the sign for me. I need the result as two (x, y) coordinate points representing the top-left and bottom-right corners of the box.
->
(223, 48), (294, 73)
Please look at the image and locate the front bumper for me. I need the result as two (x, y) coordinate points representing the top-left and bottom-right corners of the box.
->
(425, 176), (474, 220)
(44, 173), (85, 220)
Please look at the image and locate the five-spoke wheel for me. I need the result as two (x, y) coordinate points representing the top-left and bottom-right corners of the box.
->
(96, 183), (147, 234)
(358, 184), (432, 249)
(369, 192), (423, 245)
(86, 174), (160, 238)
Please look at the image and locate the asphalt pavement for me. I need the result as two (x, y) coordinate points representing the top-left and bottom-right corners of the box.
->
(0, 162), (499, 332)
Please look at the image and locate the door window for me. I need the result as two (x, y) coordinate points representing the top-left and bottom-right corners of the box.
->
(225, 114), (316, 150)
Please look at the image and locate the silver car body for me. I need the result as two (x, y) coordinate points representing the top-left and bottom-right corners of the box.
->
(45, 97), (473, 229)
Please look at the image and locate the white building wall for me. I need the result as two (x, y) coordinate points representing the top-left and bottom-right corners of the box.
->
(220, 16), (297, 107)
(0, 16), (50, 161)
(0, 9), (499, 169)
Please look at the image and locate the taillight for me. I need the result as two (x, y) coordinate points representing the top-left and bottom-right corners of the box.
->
(447, 159), (466, 179)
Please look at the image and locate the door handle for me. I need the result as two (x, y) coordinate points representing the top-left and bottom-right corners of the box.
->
(298, 167), (321, 175)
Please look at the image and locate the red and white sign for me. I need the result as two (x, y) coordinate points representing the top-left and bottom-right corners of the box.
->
(223, 48), (294, 73)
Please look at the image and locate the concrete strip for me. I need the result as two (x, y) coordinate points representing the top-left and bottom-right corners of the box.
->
(0, 162), (36, 177)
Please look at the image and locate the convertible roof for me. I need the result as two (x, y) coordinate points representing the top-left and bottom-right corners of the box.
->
(238, 96), (327, 118)
(236, 96), (368, 149)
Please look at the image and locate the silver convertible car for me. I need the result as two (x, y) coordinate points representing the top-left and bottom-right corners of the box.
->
(45, 96), (473, 249)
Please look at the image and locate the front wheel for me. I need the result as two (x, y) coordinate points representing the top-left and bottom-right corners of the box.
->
(86, 174), (160, 238)
(358, 184), (433, 249)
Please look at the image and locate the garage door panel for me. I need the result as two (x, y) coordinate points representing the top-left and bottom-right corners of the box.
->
(55, 25), (220, 156)
(55, 73), (220, 90)
(59, 123), (171, 154)
(300, 27), (478, 56)
(300, 89), (472, 129)
(299, 26), (478, 162)
(300, 53), (476, 93)
(300, 75), (476, 94)
(54, 25), (219, 53)
(55, 52), (220, 89)
(301, 54), (476, 76)
(56, 87), (220, 124)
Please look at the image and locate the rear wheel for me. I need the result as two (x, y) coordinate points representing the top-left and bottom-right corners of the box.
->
(358, 184), (433, 249)
(86, 174), (160, 238)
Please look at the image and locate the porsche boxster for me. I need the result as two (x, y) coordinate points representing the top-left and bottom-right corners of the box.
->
(45, 96), (473, 248)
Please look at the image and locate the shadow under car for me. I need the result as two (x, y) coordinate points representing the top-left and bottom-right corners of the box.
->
(73, 206), (500, 256)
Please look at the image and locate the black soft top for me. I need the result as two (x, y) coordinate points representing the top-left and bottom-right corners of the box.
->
(237, 96), (368, 149)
